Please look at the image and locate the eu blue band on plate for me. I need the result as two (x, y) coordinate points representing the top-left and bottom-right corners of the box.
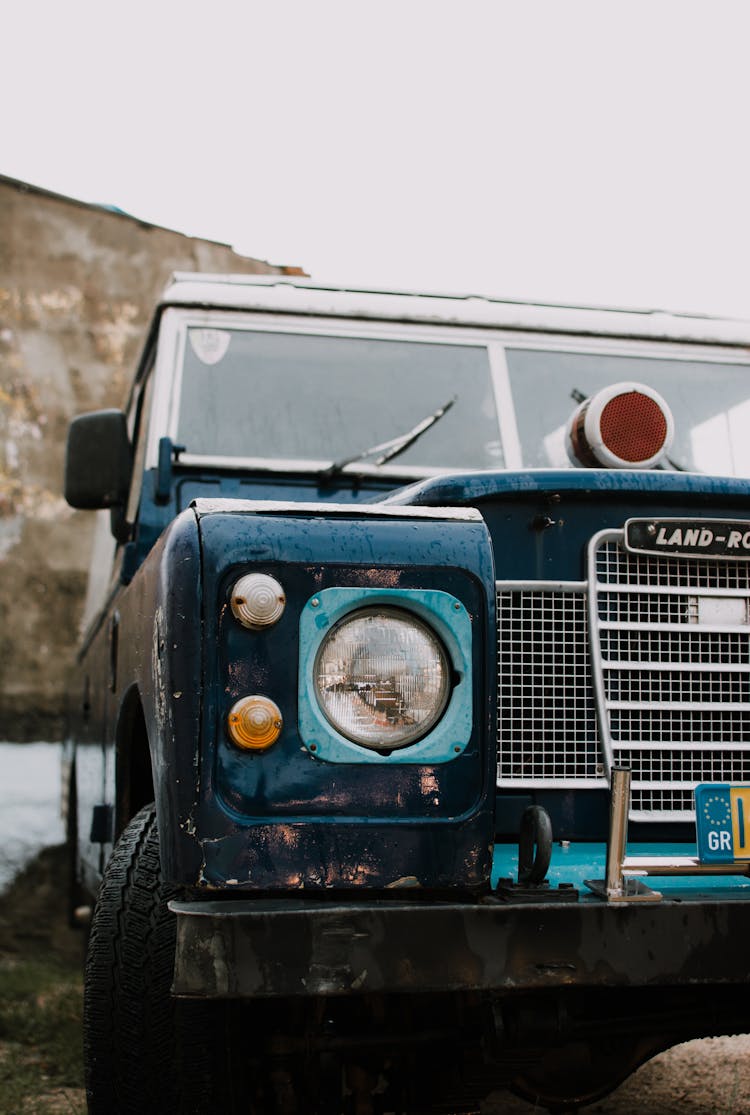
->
(695, 783), (750, 862)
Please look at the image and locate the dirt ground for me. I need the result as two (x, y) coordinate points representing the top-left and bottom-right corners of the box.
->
(2, 846), (750, 1114)
(0, 845), (82, 968)
(482, 1034), (750, 1113)
(0, 845), (85, 1114)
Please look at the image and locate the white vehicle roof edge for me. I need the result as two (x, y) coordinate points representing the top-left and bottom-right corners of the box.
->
(159, 273), (750, 348)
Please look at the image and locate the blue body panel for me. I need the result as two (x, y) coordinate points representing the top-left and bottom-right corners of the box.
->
(390, 468), (750, 505)
(492, 842), (750, 897)
(131, 468), (402, 574)
(394, 469), (750, 583)
(181, 504), (497, 892)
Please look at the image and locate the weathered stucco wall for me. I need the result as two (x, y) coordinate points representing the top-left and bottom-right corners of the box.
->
(0, 176), (293, 739)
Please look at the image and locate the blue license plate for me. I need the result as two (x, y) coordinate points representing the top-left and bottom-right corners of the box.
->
(695, 783), (750, 862)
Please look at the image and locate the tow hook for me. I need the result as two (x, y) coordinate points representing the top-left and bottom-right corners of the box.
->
(496, 805), (578, 903)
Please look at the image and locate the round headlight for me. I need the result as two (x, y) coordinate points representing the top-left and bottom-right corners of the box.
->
(314, 607), (450, 751)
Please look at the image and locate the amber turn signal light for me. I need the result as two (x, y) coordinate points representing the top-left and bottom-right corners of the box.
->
(227, 695), (283, 751)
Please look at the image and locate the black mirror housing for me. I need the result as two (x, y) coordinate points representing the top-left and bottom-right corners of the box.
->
(65, 409), (132, 510)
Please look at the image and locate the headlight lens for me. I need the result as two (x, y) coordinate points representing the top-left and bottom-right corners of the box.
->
(314, 607), (450, 750)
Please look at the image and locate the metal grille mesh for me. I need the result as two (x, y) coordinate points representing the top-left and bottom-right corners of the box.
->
(601, 628), (750, 665)
(593, 536), (750, 819)
(628, 788), (694, 814)
(613, 748), (750, 783)
(595, 544), (750, 590)
(610, 670), (750, 704)
(497, 588), (603, 782)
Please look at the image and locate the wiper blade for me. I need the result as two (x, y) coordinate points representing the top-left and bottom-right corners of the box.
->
(320, 397), (456, 480)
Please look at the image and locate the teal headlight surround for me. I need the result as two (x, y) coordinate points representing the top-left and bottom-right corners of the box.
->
(298, 587), (473, 764)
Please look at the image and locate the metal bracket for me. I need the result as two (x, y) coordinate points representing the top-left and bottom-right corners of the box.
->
(584, 766), (663, 903)
(495, 877), (579, 904)
(584, 877), (662, 903)
(585, 767), (750, 903)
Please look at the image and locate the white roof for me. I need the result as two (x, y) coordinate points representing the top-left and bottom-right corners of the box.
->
(162, 272), (750, 348)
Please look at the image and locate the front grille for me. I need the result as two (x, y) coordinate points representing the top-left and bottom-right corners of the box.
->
(496, 531), (750, 821)
(591, 532), (750, 820)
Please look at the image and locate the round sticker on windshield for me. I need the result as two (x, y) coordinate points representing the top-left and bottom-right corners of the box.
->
(188, 328), (231, 366)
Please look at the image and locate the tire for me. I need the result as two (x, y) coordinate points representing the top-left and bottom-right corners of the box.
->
(83, 805), (424, 1113)
(83, 804), (223, 1114)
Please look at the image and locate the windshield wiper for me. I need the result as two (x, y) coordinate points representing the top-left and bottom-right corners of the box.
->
(320, 397), (456, 481)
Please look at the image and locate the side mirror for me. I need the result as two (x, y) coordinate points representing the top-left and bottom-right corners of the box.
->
(65, 410), (132, 510)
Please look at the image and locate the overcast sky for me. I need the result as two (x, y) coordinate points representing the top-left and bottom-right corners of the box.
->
(4, 2), (750, 318)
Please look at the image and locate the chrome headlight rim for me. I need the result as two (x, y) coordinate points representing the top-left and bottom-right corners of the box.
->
(313, 604), (452, 752)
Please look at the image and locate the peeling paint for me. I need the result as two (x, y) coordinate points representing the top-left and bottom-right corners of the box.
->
(385, 876), (421, 890)
(274, 825), (302, 850)
(419, 772), (439, 798)
(152, 607), (166, 732)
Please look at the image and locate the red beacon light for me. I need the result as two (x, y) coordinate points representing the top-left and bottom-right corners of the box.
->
(565, 382), (674, 470)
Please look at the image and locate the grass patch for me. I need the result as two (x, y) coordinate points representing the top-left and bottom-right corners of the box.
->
(0, 955), (84, 1114)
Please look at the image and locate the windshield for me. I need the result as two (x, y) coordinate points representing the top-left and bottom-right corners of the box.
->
(173, 325), (750, 478)
(506, 348), (750, 476)
(176, 328), (503, 472)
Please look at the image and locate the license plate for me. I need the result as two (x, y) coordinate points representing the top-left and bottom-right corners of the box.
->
(695, 783), (750, 862)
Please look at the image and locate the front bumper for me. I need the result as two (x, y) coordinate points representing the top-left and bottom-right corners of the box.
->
(170, 892), (750, 999)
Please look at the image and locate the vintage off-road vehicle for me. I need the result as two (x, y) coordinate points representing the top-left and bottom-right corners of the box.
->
(65, 274), (750, 1113)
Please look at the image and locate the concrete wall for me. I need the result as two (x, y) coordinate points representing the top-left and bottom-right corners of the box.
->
(0, 175), (294, 739)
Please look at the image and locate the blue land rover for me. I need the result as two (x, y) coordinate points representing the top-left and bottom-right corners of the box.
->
(65, 275), (750, 1114)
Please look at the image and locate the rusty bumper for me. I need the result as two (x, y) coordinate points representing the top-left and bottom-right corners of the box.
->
(170, 894), (750, 999)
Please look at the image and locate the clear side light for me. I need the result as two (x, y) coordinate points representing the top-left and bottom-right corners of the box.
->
(231, 573), (286, 629)
(314, 607), (450, 751)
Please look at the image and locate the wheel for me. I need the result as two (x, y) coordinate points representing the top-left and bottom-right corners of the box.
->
(83, 804), (225, 1114)
(83, 804), (444, 1114)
